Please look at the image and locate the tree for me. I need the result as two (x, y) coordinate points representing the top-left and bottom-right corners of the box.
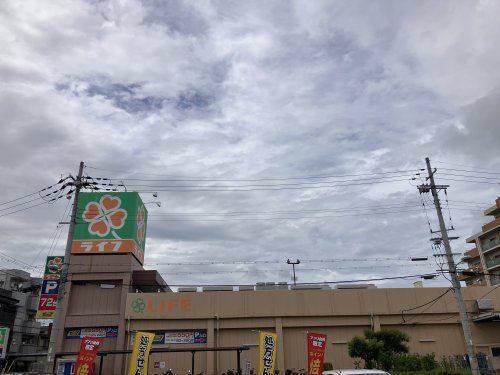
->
(348, 329), (409, 370)
(348, 336), (383, 369)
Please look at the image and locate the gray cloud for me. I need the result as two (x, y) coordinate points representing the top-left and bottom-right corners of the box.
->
(0, 0), (499, 287)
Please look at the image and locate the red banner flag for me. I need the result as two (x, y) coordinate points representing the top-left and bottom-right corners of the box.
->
(74, 336), (103, 375)
(307, 332), (327, 375)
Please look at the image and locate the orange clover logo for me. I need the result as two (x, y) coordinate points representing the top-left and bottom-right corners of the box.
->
(82, 195), (127, 238)
(47, 257), (63, 273)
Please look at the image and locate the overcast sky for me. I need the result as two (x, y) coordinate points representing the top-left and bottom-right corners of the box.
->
(0, 0), (499, 289)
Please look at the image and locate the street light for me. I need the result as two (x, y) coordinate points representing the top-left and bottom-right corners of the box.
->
(286, 259), (300, 286)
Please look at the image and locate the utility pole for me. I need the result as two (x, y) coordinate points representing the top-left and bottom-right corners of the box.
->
(422, 157), (479, 375)
(287, 259), (300, 286)
(46, 161), (85, 370)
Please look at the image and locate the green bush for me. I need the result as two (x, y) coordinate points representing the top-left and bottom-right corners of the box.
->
(348, 329), (409, 369)
(323, 362), (333, 371)
(390, 353), (438, 372)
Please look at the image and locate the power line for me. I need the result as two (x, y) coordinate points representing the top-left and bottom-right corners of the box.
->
(0, 199), (63, 219)
(86, 177), (415, 192)
(437, 178), (499, 185)
(438, 172), (500, 180)
(0, 177), (69, 206)
(85, 167), (423, 182)
(3, 256), (435, 272)
(70, 207), (481, 223)
(401, 287), (453, 323)
(433, 160), (500, 173)
(56, 271), (444, 288)
(28, 198), (72, 270)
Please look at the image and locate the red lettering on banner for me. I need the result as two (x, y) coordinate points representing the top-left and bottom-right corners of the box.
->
(74, 336), (103, 375)
(307, 332), (327, 375)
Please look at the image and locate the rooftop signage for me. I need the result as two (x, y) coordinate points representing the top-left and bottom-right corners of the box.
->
(72, 192), (147, 264)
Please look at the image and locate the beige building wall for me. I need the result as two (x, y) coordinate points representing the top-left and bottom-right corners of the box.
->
(122, 287), (500, 375)
(56, 255), (500, 375)
(56, 253), (143, 374)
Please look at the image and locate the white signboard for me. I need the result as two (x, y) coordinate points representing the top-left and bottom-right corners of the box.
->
(164, 331), (195, 344)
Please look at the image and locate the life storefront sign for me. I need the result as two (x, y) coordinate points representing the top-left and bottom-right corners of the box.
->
(258, 331), (277, 375)
(127, 331), (155, 375)
(0, 327), (10, 359)
(72, 192), (148, 265)
(36, 256), (64, 319)
(307, 332), (327, 375)
(74, 336), (103, 375)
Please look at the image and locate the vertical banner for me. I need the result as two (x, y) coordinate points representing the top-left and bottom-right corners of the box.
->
(258, 331), (277, 375)
(0, 327), (10, 359)
(74, 336), (103, 375)
(36, 256), (64, 319)
(128, 331), (155, 375)
(307, 332), (327, 375)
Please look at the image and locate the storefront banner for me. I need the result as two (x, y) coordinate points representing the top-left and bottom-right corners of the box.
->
(66, 327), (118, 339)
(0, 327), (10, 359)
(36, 256), (64, 319)
(128, 331), (155, 375)
(258, 331), (277, 375)
(74, 336), (103, 375)
(131, 330), (207, 345)
(159, 330), (207, 344)
(307, 332), (327, 375)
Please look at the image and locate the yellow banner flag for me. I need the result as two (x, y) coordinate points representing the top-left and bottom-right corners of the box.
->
(128, 331), (155, 375)
(258, 331), (277, 375)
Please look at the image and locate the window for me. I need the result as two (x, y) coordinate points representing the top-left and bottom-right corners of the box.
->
(21, 335), (35, 345)
(492, 347), (500, 357)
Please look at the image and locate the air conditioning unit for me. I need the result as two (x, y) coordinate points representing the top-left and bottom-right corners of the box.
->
(476, 299), (493, 311)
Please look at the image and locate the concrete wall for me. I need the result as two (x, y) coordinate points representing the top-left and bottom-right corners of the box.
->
(57, 257), (500, 375)
(121, 287), (500, 375)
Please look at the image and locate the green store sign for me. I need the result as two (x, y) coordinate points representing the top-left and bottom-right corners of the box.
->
(71, 192), (148, 264)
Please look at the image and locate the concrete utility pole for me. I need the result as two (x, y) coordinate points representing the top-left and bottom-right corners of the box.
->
(46, 161), (85, 370)
(287, 259), (300, 286)
(424, 157), (479, 375)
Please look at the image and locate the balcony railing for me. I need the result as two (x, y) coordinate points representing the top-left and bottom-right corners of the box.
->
(482, 217), (500, 233)
(21, 321), (41, 335)
(26, 295), (39, 311)
(486, 257), (500, 270)
(482, 236), (500, 252)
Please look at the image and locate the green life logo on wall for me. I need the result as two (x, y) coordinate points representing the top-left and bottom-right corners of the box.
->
(71, 192), (148, 264)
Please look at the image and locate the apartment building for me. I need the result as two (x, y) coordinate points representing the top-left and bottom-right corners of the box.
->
(460, 247), (487, 286)
(466, 198), (500, 286)
(0, 269), (44, 372)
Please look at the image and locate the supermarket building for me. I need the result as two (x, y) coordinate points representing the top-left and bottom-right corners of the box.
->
(46, 192), (500, 374)
(53, 253), (500, 375)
